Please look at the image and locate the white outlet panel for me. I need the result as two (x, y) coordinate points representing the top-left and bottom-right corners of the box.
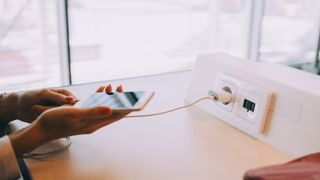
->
(186, 53), (320, 156)
(213, 73), (273, 135)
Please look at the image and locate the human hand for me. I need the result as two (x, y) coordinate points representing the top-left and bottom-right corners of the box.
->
(16, 83), (123, 123)
(16, 88), (77, 123)
(36, 84), (126, 140)
(9, 105), (128, 157)
(9, 84), (129, 157)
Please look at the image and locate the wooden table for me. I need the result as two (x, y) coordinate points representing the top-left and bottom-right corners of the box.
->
(23, 71), (291, 180)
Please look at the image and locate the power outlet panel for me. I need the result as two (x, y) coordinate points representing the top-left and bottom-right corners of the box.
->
(213, 73), (273, 135)
(186, 53), (320, 157)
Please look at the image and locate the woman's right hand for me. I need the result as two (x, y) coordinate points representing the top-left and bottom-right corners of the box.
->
(9, 105), (129, 157)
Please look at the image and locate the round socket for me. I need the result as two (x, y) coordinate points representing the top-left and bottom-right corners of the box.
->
(222, 86), (232, 105)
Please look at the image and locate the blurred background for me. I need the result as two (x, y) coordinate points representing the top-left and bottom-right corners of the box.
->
(1, 0), (320, 91)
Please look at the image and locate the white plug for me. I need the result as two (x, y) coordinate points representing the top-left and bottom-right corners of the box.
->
(208, 89), (233, 104)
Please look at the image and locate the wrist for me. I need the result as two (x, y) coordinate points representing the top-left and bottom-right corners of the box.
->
(8, 123), (49, 157)
(0, 92), (20, 125)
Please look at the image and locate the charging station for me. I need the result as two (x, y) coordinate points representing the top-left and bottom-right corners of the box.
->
(185, 53), (320, 157)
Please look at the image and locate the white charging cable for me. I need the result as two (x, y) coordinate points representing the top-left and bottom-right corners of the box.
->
(126, 89), (233, 118)
(22, 137), (71, 159)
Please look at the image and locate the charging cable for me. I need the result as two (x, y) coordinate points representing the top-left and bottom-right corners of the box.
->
(126, 89), (233, 118)
(22, 137), (71, 159)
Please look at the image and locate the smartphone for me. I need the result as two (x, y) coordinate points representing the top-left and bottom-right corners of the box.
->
(75, 91), (154, 112)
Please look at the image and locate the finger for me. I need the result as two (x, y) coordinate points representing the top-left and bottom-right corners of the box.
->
(96, 86), (105, 93)
(116, 85), (123, 93)
(65, 97), (79, 105)
(52, 89), (76, 98)
(40, 89), (75, 105)
(52, 89), (78, 104)
(105, 84), (112, 94)
(81, 106), (112, 119)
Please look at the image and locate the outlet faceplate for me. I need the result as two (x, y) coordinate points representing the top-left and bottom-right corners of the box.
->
(213, 73), (273, 135)
(213, 75), (238, 112)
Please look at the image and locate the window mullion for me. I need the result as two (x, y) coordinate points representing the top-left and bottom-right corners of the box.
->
(56, 0), (72, 86)
(246, 0), (264, 61)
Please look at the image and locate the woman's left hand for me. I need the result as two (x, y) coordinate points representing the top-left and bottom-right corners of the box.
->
(16, 84), (123, 123)
(16, 88), (77, 123)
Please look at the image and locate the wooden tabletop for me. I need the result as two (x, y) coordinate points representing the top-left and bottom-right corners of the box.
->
(23, 71), (291, 180)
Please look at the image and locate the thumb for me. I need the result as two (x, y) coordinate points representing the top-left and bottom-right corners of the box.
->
(81, 106), (112, 119)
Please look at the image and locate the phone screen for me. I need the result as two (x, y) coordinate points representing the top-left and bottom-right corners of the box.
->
(76, 91), (146, 109)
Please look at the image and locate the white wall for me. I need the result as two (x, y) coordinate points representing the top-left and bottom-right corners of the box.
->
(185, 53), (320, 157)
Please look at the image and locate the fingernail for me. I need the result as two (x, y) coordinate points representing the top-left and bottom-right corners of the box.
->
(118, 85), (123, 92)
(71, 99), (79, 104)
(104, 107), (112, 115)
(65, 96), (73, 101)
(66, 96), (79, 104)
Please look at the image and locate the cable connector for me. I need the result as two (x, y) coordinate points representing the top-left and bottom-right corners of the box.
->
(208, 89), (233, 104)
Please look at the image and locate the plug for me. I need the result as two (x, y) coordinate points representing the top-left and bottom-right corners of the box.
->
(208, 87), (233, 104)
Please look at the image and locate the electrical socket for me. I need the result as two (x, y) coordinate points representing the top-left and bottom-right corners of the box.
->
(213, 73), (238, 111)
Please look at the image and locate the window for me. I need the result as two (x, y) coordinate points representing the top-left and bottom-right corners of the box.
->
(0, 0), (64, 91)
(259, 0), (320, 65)
(1, 0), (320, 91)
(68, 0), (249, 84)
